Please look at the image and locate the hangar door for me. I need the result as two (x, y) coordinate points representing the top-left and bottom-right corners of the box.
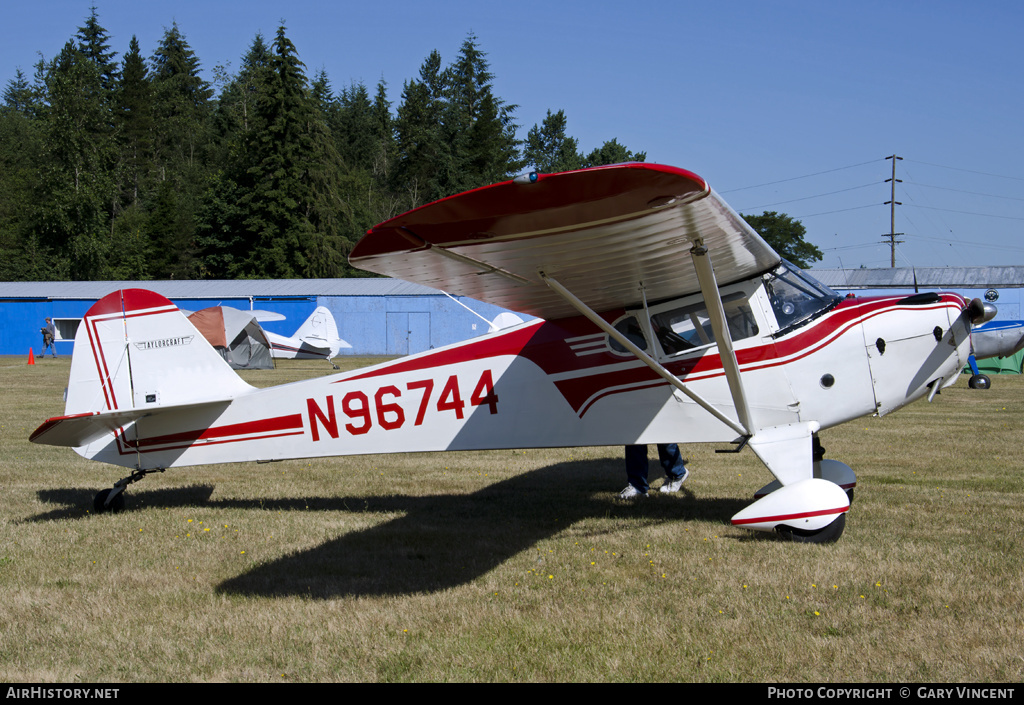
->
(386, 312), (430, 355)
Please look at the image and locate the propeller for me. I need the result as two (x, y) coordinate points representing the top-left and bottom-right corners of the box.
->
(966, 297), (997, 325)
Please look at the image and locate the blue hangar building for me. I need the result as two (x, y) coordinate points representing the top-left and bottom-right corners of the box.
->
(0, 279), (530, 358)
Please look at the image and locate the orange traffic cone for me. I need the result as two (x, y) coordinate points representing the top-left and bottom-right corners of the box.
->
(27, 349), (35, 365)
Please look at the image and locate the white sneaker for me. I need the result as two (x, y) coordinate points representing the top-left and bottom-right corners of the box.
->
(659, 467), (690, 493)
(618, 484), (647, 499)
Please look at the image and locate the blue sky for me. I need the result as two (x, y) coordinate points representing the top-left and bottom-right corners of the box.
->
(4, 0), (1024, 270)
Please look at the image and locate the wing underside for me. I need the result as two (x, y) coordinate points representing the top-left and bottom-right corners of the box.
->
(351, 163), (781, 319)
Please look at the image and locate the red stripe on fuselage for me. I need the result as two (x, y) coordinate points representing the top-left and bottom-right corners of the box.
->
(331, 294), (966, 417)
(117, 413), (305, 454)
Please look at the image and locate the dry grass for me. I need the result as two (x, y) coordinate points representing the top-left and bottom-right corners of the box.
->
(1, 356), (1022, 682)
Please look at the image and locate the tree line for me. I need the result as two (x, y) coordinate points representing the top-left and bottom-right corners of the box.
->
(0, 11), (646, 282)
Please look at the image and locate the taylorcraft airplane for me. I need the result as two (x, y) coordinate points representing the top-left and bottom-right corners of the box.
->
(30, 163), (996, 543)
(266, 305), (352, 367)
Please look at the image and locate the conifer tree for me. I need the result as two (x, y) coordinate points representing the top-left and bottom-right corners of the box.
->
(394, 50), (449, 206)
(196, 34), (273, 278)
(235, 25), (345, 279)
(444, 33), (521, 191)
(148, 22), (212, 277)
(150, 22), (212, 172)
(3, 69), (38, 116)
(0, 80), (46, 279)
(370, 79), (395, 183)
(37, 39), (114, 278)
(75, 7), (119, 100)
(524, 109), (582, 174)
(581, 138), (646, 167)
(116, 36), (153, 204)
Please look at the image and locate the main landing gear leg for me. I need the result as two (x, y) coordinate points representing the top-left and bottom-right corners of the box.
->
(966, 354), (991, 389)
(92, 467), (165, 514)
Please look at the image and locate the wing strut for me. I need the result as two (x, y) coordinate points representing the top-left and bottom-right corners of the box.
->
(539, 272), (748, 437)
(688, 238), (757, 436)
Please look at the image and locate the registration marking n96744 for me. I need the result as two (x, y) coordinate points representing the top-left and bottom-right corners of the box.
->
(306, 369), (498, 441)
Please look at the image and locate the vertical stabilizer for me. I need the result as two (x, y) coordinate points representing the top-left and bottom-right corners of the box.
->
(294, 306), (351, 354)
(65, 289), (253, 416)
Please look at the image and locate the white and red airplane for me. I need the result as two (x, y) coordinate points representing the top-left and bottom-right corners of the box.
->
(265, 306), (352, 367)
(30, 163), (993, 543)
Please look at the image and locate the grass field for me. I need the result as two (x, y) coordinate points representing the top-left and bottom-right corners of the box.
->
(1, 355), (1022, 682)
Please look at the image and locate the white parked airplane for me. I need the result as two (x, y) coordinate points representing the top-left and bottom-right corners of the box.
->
(266, 306), (351, 367)
(30, 163), (993, 543)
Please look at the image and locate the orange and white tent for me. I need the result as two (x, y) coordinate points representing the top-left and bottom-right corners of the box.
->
(187, 306), (273, 370)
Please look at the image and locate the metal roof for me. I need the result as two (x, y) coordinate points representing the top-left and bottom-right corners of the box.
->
(6, 267), (1022, 301)
(809, 267), (1024, 290)
(0, 278), (446, 300)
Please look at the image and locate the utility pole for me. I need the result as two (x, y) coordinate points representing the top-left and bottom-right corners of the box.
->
(883, 154), (904, 268)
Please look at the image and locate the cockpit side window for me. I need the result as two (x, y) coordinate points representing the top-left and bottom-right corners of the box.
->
(649, 292), (759, 356)
(609, 315), (649, 353)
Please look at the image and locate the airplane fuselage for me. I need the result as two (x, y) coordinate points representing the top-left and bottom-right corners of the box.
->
(73, 276), (970, 474)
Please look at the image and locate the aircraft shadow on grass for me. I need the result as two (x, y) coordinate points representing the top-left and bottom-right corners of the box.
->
(33, 459), (750, 598)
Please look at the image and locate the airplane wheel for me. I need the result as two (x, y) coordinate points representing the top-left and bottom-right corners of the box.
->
(968, 374), (991, 390)
(775, 513), (846, 544)
(93, 489), (125, 514)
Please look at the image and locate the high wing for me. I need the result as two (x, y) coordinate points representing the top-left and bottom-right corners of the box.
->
(351, 163), (781, 319)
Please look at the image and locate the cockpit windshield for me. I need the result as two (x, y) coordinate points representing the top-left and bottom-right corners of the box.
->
(763, 261), (842, 332)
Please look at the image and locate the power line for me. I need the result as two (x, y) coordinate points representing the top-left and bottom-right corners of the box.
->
(903, 159), (1024, 183)
(903, 233), (1024, 253)
(906, 204), (1024, 221)
(736, 182), (877, 212)
(794, 204), (878, 218)
(903, 180), (1024, 203)
(721, 159), (880, 193)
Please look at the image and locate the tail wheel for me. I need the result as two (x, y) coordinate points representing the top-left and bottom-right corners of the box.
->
(93, 488), (125, 514)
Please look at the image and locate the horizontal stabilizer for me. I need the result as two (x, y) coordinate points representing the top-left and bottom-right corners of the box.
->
(31, 399), (232, 448)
